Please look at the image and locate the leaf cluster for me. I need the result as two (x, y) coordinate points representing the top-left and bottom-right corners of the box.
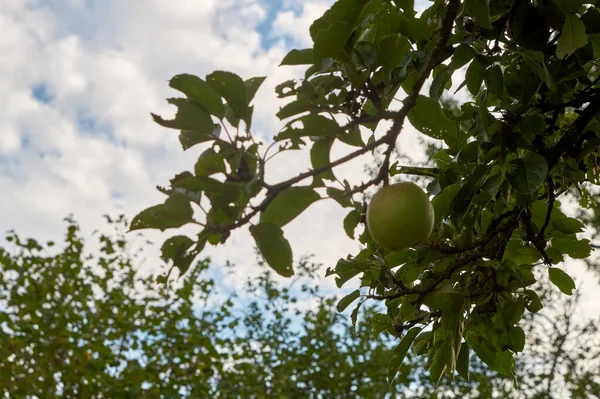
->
(133, 0), (600, 385)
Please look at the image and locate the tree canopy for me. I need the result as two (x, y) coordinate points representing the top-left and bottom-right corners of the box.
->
(131, 0), (600, 387)
(1, 218), (599, 397)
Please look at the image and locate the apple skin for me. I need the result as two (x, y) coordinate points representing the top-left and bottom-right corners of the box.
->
(366, 182), (434, 251)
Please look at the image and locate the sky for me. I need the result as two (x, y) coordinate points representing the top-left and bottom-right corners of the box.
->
(0, 0), (598, 317)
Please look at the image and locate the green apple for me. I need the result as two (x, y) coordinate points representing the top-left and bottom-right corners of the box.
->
(366, 181), (434, 251)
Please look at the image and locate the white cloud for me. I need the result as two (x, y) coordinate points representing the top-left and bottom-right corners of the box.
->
(272, 0), (332, 47)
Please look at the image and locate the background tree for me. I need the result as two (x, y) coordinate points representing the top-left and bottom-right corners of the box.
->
(130, 0), (600, 385)
(2, 218), (598, 398)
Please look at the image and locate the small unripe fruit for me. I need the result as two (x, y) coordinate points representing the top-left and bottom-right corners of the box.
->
(366, 182), (434, 251)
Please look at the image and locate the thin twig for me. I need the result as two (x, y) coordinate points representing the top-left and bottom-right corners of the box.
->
(537, 175), (555, 241)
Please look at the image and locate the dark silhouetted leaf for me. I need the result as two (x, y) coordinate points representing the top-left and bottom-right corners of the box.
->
(260, 187), (320, 227)
(557, 14), (588, 59)
(336, 289), (361, 312)
(250, 223), (294, 277)
(408, 95), (459, 145)
(130, 194), (194, 232)
(281, 48), (315, 65)
(169, 74), (225, 118)
(548, 267), (576, 295)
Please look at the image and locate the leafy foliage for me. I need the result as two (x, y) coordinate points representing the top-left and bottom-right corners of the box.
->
(2, 218), (599, 398)
(133, 0), (600, 385)
(3, 218), (600, 398)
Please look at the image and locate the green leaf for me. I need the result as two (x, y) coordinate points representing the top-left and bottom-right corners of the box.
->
(524, 289), (544, 313)
(485, 65), (504, 97)
(450, 44), (477, 71)
(207, 71), (249, 124)
(508, 326), (525, 353)
(337, 126), (365, 147)
(194, 148), (226, 176)
(557, 14), (588, 59)
(399, 300), (417, 323)
(130, 194), (194, 232)
(397, 262), (426, 285)
(407, 95), (459, 145)
(412, 331), (433, 355)
(160, 236), (198, 275)
(429, 340), (449, 385)
(466, 60), (485, 95)
(371, 314), (393, 336)
(260, 187), (320, 227)
(277, 99), (321, 120)
(249, 223), (294, 277)
(171, 175), (242, 203)
(169, 74), (225, 118)
(430, 65), (452, 100)
(281, 48), (314, 66)
(350, 299), (364, 330)
(506, 153), (548, 194)
(309, 0), (371, 63)
(424, 289), (465, 312)
(551, 238), (591, 259)
(503, 240), (541, 265)
(553, 217), (585, 234)
(396, 0), (414, 12)
(548, 267), (576, 295)
(552, 0), (583, 14)
(385, 249), (415, 267)
(388, 327), (422, 385)
(329, 257), (366, 288)
(161, 235), (194, 263)
(336, 289), (361, 312)
(457, 342), (470, 381)
(378, 34), (411, 70)
(178, 125), (221, 150)
(152, 98), (215, 134)
(465, 0), (492, 30)
(277, 114), (343, 140)
(520, 50), (557, 92)
(431, 184), (462, 226)
(399, 14), (429, 41)
(245, 76), (266, 104)
(327, 187), (353, 208)
(582, 7), (600, 34)
(343, 210), (362, 239)
(467, 333), (515, 376)
(310, 137), (336, 183)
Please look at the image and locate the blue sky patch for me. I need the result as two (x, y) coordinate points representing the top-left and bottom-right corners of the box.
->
(31, 83), (55, 104)
(256, 0), (310, 50)
(76, 111), (121, 145)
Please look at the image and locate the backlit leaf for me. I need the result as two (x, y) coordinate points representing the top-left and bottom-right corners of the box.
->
(557, 15), (588, 59)
(548, 267), (576, 295)
(281, 48), (315, 66)
(336, 289), (361, 312)
(465, 0), (492, 30)
(261, 187), (320, 227)
(507, 153), (548, 194)
(408, 95), (459, 145)
(250, 223), (294, 277)
(169, 74), (225, 118)
(207, 71), (249, 124)
(388, 327), (422, 385)
(130, 194), (194, 232)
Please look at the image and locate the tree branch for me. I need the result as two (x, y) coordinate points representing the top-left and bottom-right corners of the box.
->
(217, 0), (461, 237)
(537, 175), (555, 241)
